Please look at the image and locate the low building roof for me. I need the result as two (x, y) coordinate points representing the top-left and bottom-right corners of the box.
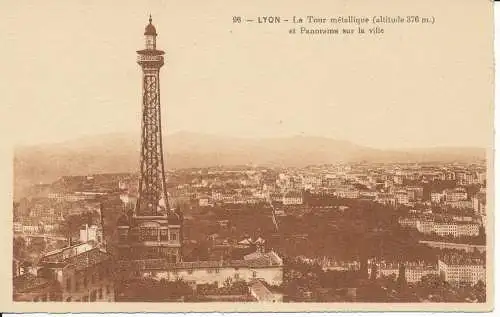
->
(248, 279), (274, 301)
(119, 251), (283, 271)
(39, 245), (110, 271)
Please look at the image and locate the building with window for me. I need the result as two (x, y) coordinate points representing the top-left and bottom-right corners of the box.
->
(472, 193), (487, 215)
(431, 192), (445, 203)
(398, 217), (419, 228)
(405, 264), (438, 283)
(79, 224), (103, 244)
(119, 251), (284, 288)
(445, 200), (473, 209)
(367, 260), (438, 283)
(336, 189), (360, 199)
(438, 257), (486, 285)
(394, 190), (410, 205)
(375, 193), (396, 206)
(400, 216), (480, 237)
(13, 222), (22, 233)
(282, 191), (303, 205)
(21, 242), (115, 302)
(116, 214), (182, 262)
(444, 188), (468, 202)
(406, 186), (424, 201)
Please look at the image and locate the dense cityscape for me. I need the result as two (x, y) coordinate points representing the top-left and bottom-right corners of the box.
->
(13, 161), (487, 302)
(11, 17), (488, 304)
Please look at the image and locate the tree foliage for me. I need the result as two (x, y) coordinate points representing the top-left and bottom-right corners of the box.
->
(117, 277), (193, 302)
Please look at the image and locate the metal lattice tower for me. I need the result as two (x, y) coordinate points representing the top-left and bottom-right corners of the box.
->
(136, 16), (169, 216)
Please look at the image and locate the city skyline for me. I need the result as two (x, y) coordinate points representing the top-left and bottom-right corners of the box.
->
(3, 1), (493, 149)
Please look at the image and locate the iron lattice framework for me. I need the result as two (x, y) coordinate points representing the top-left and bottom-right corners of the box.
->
(136, 26), (169, 216)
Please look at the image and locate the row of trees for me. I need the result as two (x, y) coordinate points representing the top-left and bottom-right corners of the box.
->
(187, 194), (462, 263)
(197, 278), (248, 296)
(13, 236), (46, 261)
(57, 212), (96, 241)
(116, 276), (251, 301)
(116, 278), (194, 302)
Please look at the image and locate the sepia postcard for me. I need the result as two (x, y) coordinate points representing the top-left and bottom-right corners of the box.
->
(1, 0), (494, 313)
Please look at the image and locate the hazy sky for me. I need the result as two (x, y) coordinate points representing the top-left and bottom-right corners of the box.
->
(2, 0), (493, 149)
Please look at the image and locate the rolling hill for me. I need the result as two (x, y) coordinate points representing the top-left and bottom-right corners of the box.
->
(13, 131), (485, 198)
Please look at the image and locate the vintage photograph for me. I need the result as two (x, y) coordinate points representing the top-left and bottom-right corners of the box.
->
(5, 0), (493, 311)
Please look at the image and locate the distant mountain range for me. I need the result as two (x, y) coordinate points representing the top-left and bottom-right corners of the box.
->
(13, 131), (485, 198)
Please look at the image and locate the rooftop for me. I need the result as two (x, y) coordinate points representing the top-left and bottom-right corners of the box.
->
(39, 243), (110, 270)
(67, 248), (111, 271)
(119, 251), (283, 271)
(248, 279), (275, 301)
(440, 254), (486, 266)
